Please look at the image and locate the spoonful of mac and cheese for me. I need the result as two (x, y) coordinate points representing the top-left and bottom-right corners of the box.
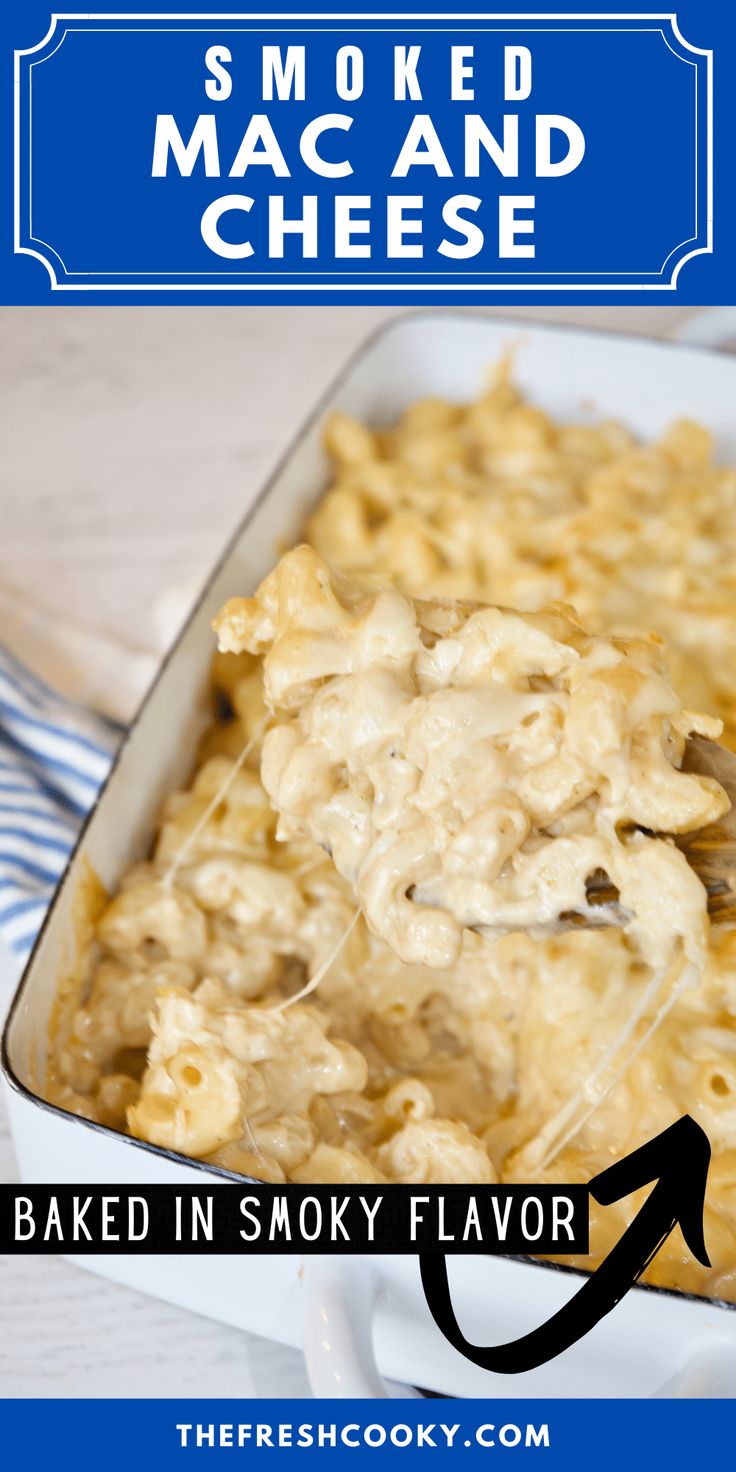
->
(214, 545), (732, 980)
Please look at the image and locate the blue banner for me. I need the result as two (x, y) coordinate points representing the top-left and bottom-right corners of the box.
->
(4, 3), (732, 302)
(1, 1398), (736, 1466)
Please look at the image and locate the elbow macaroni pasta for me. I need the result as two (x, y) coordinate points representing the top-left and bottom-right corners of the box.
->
(46, 366), (736, 1302)
(214, 544), (726, 977)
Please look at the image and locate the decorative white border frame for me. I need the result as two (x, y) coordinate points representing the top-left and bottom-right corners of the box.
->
(13, 11), (714, 291)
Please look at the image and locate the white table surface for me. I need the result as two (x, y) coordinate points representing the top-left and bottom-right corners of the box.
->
(0, 303), (698, 1396)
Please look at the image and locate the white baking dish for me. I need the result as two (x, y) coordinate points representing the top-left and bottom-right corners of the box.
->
(3, 312), (736, 1399)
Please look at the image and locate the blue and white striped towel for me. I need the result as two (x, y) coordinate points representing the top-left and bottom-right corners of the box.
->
(0, 645), (119, 957)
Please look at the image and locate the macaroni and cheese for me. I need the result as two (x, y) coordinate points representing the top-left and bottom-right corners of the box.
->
(46, 368), (736, 1302)
(214, 544), (726, 978)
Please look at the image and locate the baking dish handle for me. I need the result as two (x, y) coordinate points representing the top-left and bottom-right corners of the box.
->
(301, 1256), (736, 1399)
(669, 307), (736, 352)
(301, 1256), (419, 1398)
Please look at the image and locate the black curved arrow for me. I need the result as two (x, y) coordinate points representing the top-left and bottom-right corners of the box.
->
(419, 1114), (711, 1374)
